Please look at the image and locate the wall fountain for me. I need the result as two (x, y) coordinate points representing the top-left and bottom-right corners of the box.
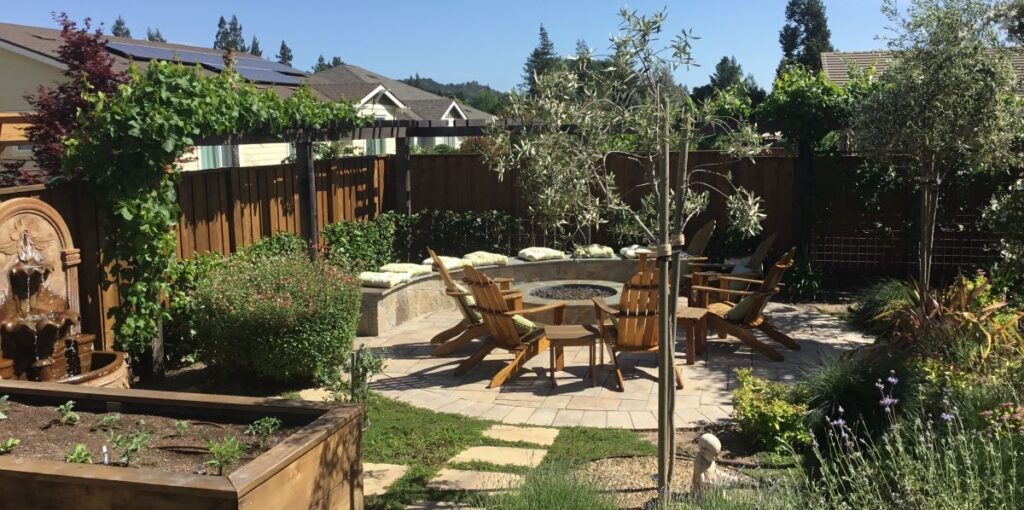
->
(0, 198), (129, 387)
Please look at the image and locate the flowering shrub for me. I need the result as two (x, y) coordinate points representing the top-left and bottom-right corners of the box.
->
(732, 368), (811, 451)
(193, 253), (361, 384)
(980, 402), (1024, 434)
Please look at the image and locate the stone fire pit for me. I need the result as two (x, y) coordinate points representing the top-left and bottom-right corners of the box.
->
(517, 279), (623, 325)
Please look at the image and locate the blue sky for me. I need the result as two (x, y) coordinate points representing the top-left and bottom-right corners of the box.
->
(2, 1), (891, 91)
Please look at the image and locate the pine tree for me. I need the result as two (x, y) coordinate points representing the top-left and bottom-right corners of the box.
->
(214, 16), (228, 49)
(691, 56), (765, 106)
(146, 27), (166, 42)
(778, 0), (834, 72)
(522, 24), (559, 94)
(250, 36), (262, 57)
(312, 54), (328, 72)
(227, 15), (248, 52)
(276, 40), (293, 66)
(330, 56), (343, 67)
(111, 16), (131, 38)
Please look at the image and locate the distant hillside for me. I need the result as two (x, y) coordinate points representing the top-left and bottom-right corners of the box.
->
(400, 74), (508, 114)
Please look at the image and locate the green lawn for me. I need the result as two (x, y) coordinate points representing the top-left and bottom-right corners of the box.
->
(361, 393), (656, 510)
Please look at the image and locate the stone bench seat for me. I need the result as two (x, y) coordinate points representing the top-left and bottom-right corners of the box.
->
(358, 257), (638, 336)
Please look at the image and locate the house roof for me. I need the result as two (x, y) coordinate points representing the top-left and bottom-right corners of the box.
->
(0, 21), (317, 99)
(821, 49), (1024, 86)
(308, 63), (494, 121)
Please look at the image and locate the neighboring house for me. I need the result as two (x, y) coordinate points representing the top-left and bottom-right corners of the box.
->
(0, 21), (316, 172)
(821, 50), (1024, 86)
(308, 64), (495, 155)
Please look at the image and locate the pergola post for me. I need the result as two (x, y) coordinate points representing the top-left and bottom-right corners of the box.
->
(296, 139), (319, 259)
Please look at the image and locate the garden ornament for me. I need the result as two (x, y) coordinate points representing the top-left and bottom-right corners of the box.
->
(691, 433), (722, 494)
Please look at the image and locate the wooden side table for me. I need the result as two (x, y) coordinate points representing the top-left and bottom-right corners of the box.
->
(543, 324), (601, 387)
(677, 306), (708, 365)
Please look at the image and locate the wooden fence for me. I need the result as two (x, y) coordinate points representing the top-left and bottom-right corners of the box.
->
(0, 151), (999, 349)
(0, 156), (386, 348)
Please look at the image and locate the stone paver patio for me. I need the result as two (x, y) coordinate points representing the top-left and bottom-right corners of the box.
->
(359, 302), (870, 430)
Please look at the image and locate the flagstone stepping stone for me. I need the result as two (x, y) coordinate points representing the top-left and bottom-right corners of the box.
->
(426, 468), (523, 492)
(482, 424), (560, 446)
(450, 446), (547, 468)
(297, 387), (331, 402)
(364, 462), (408, 497)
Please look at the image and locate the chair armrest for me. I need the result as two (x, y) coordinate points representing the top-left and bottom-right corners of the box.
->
(494, 277), (514, 290)
(506, 301), (567, 316)
(715, 274), (765, 286)
(690, 285), (755, 296)
(592, 297), (617, 318)
(688, 262), (733, 270)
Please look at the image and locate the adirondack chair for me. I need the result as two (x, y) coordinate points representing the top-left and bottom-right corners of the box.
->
(689, 232), (778, 299)
(689, 232), (777, 277)
(455, 266), (567, 388)
(593, 254), (684, 392)
(677, 220), (716, 295)
(689, 248), (800, 362)
(428, 248), (515, 357)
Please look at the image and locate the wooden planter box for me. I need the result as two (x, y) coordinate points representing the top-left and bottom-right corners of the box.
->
(0, 380), (364, 510)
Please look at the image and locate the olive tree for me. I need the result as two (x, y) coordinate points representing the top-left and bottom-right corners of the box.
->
(483, 8), (766, 497)
(852, 0), (1023, 293)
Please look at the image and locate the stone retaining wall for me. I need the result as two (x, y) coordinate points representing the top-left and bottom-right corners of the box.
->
(358, 257), (641, 336)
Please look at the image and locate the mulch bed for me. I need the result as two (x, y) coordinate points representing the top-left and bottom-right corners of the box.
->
(0, 400), (298, 475)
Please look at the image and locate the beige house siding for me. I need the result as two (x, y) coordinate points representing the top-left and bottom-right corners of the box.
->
(0, 49), (63, 112)
(238, 143), (291, 166)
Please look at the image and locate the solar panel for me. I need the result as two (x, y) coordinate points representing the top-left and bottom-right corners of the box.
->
(236, 67), (303, 85)
(105, 41), (306, 84)
(106, 41), (177, 61)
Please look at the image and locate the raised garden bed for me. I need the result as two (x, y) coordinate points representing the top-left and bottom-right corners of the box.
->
(0, 380), (363, 510)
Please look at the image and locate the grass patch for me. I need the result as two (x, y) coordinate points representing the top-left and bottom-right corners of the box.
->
(543, 426), (657, 466)
(480, 463), (619, 510)
(363, 393), (491, 467)
(448, 460), (531, 476)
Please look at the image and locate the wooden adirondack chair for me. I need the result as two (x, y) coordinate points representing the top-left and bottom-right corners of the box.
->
(689, 232), (777, 277)
(689, 249), (800, 362)
(677, 220), (715, 295)
(428, 248), (515, 356)
(455, 266), (567, 388)
(593, 254), (684, 392)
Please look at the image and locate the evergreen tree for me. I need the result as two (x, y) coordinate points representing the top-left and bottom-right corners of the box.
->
(214, 15), (247, 52)
(522, 24), (559, 94)
(250, 36), (262, 57)
(312, 54), (328, 72)
(213, 16), (229, 49)
(111, 16), (131, 38)
(778, 0), (834, 72)
(276, 40), (293, 66)
(146, 27), (166, 42)
(330, 56), (344, 67)
(691, 56), (765, 106)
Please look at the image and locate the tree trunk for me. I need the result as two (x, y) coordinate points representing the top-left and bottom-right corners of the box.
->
(918, 158), (939, 296)
(655, 111), (675, 499)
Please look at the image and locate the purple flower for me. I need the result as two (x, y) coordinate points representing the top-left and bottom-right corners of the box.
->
(887, 372), (899, 386)
(880, 396), (899, 410)
(830, 418), (847, 428)
(838, 405), (845, 414)
(940, 412), (955, 423)
(875, 380), (885, 390)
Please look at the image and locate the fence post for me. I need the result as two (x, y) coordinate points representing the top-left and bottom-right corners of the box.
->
(394, 137), (411, 214)
(296, 140), (319, 259)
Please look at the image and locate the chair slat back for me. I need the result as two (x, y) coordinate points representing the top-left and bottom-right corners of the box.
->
(687, 220), (717, 256)
(746, 233), (778, 272)
(736, 248), (795, 324)
(615, 253), (661, 349)
(429, 247), (476, 323)
(462, 266), (524, 350)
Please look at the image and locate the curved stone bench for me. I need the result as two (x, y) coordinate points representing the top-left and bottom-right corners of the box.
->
(358, 257), (640, 336)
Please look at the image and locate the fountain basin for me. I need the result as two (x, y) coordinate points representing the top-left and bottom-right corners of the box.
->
(517, 279), (623, 325)
(0, 334), (130, 388)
